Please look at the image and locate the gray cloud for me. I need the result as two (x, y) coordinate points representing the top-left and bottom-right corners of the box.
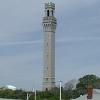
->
(0, 40), (42, 46)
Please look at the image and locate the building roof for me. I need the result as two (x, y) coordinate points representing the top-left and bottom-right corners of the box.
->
(72, 89), (100, 100)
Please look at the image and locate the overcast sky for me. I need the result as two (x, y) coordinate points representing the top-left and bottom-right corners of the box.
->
(0, 0), (100, 90)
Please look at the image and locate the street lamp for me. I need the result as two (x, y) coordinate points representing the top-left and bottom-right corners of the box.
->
(59, 80), (62, 100)
(26, 93), (29, 100)
(26, 88), (36, 100)
(34, 89), (37, 100)
(33, 88), (37, 100)
(26, 93), (31, 100)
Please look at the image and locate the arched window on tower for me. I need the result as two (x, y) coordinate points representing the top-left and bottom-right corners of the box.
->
(46, 88), (48, 91)
(47, 10), (49, 16)
(52, 10), (54, 16)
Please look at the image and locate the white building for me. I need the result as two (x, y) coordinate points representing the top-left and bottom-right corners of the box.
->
(42, 2), (57, 91)
(6, 85), (16, 91)
(72, 89), (100, 100)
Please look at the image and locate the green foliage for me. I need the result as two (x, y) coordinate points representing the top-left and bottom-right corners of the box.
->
(0, 89), (26, 99)
(0, 74), (100, 100)
(76, 74), (100, 96)
(77, 75), (100, 89)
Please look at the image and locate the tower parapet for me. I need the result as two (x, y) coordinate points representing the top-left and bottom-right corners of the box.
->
(45, 2), (55, 10)
(43, 3), (57, 33)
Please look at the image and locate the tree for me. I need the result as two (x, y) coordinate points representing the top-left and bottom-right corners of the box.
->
(76, 74), (100, 95)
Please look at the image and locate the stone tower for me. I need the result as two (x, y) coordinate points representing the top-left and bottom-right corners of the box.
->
(43, 2), (57, 91)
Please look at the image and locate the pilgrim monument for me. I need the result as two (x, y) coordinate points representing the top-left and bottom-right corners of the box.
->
(42, 2), (57, 91)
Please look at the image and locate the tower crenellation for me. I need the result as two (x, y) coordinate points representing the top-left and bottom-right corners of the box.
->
(43, 2), (57, 32)
(45, 2), (55, 11)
